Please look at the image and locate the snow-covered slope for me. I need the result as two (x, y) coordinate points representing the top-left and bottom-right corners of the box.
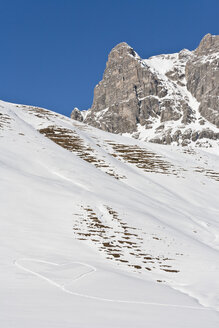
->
(1, 100), (219, 327)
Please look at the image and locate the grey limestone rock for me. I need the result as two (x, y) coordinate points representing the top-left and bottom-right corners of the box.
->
(71, 34), (219, 147)
(186, 34), (219, 128)
(71, 107), (84, 122)
(83, 42), (168, 134)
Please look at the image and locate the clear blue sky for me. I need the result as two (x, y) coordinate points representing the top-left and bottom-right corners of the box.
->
(0, 0), (218, 116)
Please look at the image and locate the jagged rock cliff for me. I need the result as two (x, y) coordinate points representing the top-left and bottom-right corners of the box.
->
(186, 34), (219, 128)
(71, 34), (219, 147)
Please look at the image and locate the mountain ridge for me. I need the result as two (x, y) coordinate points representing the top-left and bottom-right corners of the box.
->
(71, 33), (219, 148)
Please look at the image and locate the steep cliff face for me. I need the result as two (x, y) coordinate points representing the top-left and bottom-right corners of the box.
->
(71, 34), (219, 147)
(186, 34), (219, 128)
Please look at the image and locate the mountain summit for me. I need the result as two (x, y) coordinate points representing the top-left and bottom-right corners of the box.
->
(71, 34), (219, 147)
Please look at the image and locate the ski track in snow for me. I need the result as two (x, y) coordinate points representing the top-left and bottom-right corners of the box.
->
(15, 258), (209, 311)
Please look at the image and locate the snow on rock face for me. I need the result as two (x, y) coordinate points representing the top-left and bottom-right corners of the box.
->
(186, 34), (219, 128)
(71, 34), (219, 148)
(71, 107), (84, 121)
(1, 99), (219, 327)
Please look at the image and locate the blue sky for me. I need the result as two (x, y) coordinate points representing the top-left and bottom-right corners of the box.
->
(0, 0), (218, 116)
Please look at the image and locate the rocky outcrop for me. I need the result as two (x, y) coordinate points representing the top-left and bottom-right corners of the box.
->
(71, 34), (219, 147)
(71, 107), (84, 122)
(82, 42), (168, 134)
(186, 34), (219, 128)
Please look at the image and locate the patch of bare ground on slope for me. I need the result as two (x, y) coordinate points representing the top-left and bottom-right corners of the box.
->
(106, 141), (185, 177)
(16, 105), (61, 120)
(0, 113), (12, 131)
(39, 125), (126, 180)
(73, 206), (180, 277)
(193, 167), (219, 182)
(180, 148), (219, 182)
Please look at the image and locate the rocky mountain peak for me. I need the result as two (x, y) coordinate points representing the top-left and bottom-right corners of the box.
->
(71, 34), (219, 148)
(71, 107), (84, 122)
(178, 48), (193, 60)
(195, 33), (219, 55)
(108, 42), (138, 60)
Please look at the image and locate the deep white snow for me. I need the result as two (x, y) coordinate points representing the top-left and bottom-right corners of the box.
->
(0, 100), (219, 327)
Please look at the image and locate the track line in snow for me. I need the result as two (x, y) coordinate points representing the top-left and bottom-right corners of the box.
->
(14, 258), (209, 311)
